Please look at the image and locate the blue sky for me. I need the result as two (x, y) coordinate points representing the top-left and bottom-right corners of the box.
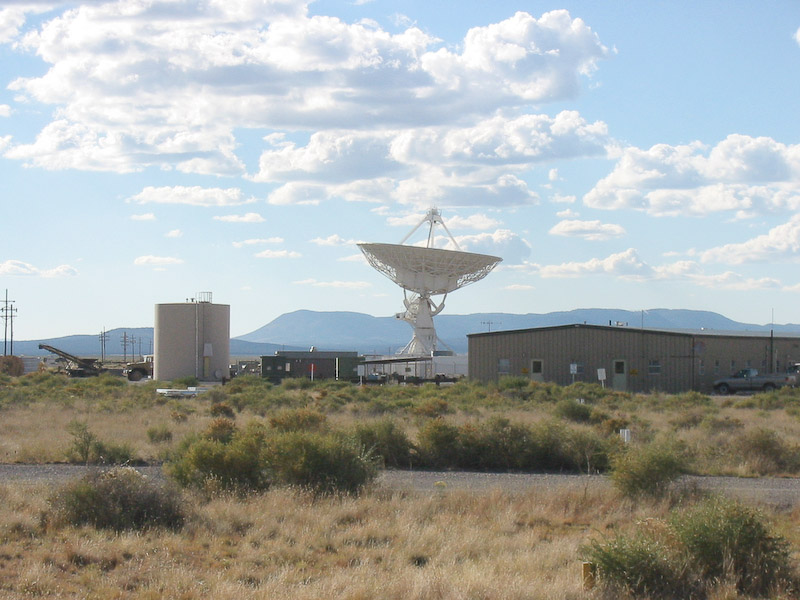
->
(2, 0), (800, 341)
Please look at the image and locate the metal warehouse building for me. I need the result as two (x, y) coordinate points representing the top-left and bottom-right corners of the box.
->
(468, 324), (800, 394)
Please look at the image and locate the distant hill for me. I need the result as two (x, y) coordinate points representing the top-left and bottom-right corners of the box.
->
(10, 308), (800, 358)
(10, 328), (294, 359)
(236, 308), (800, 354)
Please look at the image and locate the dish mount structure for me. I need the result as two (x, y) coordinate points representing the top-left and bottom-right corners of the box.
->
(359, 208), (502, 356)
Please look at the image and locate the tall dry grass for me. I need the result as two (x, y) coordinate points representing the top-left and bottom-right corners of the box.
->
(0, 480), (652, 600)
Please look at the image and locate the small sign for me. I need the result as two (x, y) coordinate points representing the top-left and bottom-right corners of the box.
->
(570, 363), (578, 375)
(597, 368), (606, 381)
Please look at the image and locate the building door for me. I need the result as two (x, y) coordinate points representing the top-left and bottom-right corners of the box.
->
(612, 360), (627, 391)
(530, 359), (544, 382)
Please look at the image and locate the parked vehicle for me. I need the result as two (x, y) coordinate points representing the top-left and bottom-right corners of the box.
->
(38, 343), (105, 377)
(713, 367), (798, 394)
(124, 355), (153, 381)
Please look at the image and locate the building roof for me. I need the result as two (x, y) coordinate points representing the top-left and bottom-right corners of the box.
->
(467, 322), (800, 340)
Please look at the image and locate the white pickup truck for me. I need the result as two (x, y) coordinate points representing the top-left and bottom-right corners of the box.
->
(713, 367), (799, 395)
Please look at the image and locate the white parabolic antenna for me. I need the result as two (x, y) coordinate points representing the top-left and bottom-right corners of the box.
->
(358, 208), (502, 356)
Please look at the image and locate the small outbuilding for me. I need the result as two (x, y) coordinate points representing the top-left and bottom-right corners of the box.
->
(261, 350), (361, 383)
(468, 324), (800, 394)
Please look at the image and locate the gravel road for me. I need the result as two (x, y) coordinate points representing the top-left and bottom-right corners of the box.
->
(2, 464), (799, 506)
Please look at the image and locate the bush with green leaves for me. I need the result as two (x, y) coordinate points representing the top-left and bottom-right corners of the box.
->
(415, 418), (462, 468)
(610, 440), (687, 499)
(351, 419), (414, 468)
(266, 431), (379, 496)
(268, 407), (328, 432)
(168, 421), (378, 496)
(553, 398), (593, 423)
(728, 427), (800, 475)
(48, 467), (185, 531)
(146, 424), (173, 444)
(65, 420), (138, 465)
(670, 497), (794, 596)
(584, 497), (795, 599)
(167, 422), (272, 493)
(583, 530), (696, 599)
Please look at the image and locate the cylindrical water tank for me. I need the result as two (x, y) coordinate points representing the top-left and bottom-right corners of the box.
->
(154, 300), (230, 382)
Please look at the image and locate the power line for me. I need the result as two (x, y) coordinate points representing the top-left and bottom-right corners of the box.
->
(2, 290), (18, 356)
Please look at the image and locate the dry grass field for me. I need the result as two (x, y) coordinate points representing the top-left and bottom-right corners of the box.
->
(2, 372), (800, 598)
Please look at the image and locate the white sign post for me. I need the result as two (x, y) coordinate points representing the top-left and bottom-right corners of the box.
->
(597, 368), (606, 388)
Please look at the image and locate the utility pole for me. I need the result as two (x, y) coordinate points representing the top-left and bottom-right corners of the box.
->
(99, 328), (108, 362)
(2, 290), (17, 356)
(481, 320), (500, 332)
(121, 332), (128, 362)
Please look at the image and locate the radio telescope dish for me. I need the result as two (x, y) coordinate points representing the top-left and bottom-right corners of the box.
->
(358, 208), (502, 356)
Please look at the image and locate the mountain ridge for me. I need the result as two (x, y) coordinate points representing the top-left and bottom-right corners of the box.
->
(10, 308), (799, 358)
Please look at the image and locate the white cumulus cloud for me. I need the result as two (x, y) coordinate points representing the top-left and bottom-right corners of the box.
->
(0, 259), (78, 278)
(585, 135), (800, 217)
(310, 234), (360, 246)
(233, 238), (283, 248)
(128, 186), (255, 207)
(549, 219), (625, 241)
(701, 214), (800, 265)
(3, 3), (609, 208)
(133, 255), (183, 267)
(214, 212), (265, 223)
(255, 249), (301, 258)
(537, 248), (653, 279)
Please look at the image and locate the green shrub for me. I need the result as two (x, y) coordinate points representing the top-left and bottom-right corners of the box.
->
(610, 440), (686, 499)
(468, 416), (534, 471)
(411, 397), (450, 418)
(553, 398), (592, 423)
(266, 431), (379, 496)
(585, 497), (796, 599)
(172, 376), (198, 387)
(268, 407), (328, 432)
(280, 377), (315, 390)
(583, 530), (695, 599)
(497, 376), (530, 391)
(567, 427), (614, 474)
(0, 356), (24, 376)
(730, 427), (800, 475)
(203, 417), (237, 444)
(415, 419), (462, 468)
(209, 402), (235, 418)
(351, 419), (414, 468)
(147, 424), (173, 444)
(167, 425), (272, 493)
(65, 420), (138, 465)
(670, 497), (794, 596)
(49, 467), (185, 531)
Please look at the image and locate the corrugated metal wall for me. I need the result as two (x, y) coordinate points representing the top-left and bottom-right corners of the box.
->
(468, 325), (800, 393)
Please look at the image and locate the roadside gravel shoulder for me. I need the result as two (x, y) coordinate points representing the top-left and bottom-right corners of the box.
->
(2, 465), (799, 506)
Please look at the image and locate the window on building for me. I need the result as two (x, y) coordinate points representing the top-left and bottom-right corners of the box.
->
(614, 361), (625, 375)
(498, 358), (510, 375)
(698, 359), (705, 375)
(531, 360), (543, 374)
(648, 360), (661, 375)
